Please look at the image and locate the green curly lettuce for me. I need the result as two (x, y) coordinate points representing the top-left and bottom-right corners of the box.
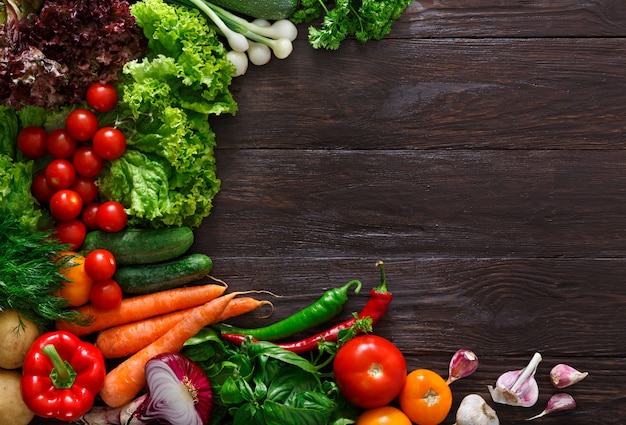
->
(0, 106), (44, 231)
(98, 0), (236, 228)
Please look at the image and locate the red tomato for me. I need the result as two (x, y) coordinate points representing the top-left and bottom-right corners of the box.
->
(92, 127), (126, 160)
(65, 108), (99, 142)
(72, 145), (105, 177)
(31, 172), (56, 203)
(81, 202), (101, 230)
(90, 279), (123, 310)
(45, 158), (76, 190)
(333, 335), (407, 409)
(17, 126), (47, 158)
(398, 369), (452, 425)
(49, 189), (83, 221)
(70, 175), (99, 205)
(357, 406), (412, 425)
(86, 82), (118, 113)
(46, 128), (77, 159)
(96, 201), (127, 232)
(55, 219), (87, 250)
(84, 249), (117, 281)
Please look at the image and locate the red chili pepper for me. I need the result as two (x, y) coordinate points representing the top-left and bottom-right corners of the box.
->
(221, 261), (392, 353)
(20, 330), (106, 421)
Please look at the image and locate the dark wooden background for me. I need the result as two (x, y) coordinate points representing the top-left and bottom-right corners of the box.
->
(31, 1), (626, 424)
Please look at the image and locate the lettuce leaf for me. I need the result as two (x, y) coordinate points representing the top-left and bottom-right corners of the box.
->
(97, 0), (236, 228)
(0, 106), (42, 231)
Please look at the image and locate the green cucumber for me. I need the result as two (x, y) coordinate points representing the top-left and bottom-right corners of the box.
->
(211, 0), (299, 20)
(81, 227), (194, 266)
(114, 253), (213, 294)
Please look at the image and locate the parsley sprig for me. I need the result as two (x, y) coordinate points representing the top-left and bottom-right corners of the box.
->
(291, 0), (414, 50)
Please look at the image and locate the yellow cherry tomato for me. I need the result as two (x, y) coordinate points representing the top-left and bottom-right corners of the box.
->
(357, 406), (413, 425)
(399, 369), (453, 425)
(56, 251), (94, 307)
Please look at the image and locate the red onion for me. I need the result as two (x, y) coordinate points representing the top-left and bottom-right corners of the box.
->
(136, 353), (213, 425)
(79, 353), (212, 425)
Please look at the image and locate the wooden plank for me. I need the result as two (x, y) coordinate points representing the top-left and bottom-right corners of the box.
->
(198, 149), (626, 258)
(394, 0), (626, 38)
(191, 257), (626, 357)
(211, 38), (626, 149)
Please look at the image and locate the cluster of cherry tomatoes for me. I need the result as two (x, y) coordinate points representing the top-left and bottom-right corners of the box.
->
(18, 82), (128, 250)
(56, 248), (123, 311)
(333, 334), (453, 425)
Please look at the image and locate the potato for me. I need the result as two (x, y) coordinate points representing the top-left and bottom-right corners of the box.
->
(0, 368), (35, 425)
(0, 310), (41, 369)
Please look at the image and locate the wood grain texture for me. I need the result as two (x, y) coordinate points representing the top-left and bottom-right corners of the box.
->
(29, 0), (626, 424)
(211, 37), (626, 149)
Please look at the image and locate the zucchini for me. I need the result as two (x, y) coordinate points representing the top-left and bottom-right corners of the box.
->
(114, 253), (213, 294)
(81, 227), (194, 266)
(210, 0), (299, 20)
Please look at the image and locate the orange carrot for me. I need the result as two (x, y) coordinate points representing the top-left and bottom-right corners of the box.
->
(99, 291), (241, 408)
(96, 297), (272, 358)
(55, 283), (227, 336)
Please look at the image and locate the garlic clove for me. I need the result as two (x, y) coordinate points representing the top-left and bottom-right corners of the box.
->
(488, 352), (542, 407)
(526, 393), (576, 420)
(454, 394), (500, 425)
(447, 349), (479, 384)
(550, 363), (588, 388)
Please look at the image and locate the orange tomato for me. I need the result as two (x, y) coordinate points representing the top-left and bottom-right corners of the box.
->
(56, 251), (94, 307)
(357, 406), (412, 425)
(398, 369), (452, 425)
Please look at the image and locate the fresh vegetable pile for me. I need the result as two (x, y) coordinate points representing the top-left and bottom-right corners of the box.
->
(0, 0), (591, 424)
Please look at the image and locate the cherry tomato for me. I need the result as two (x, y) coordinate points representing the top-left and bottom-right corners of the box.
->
(72, 145), (105, 177)
(96, 201), (127, 232)
(49, 189), (83, 221)
(17, 126), (47, 158)
(55, 219), (87, 250)
(31, 172), (56, 203)
(70, 175), (99, 204)
(86, 82), (118, 113)
(84, 248), (117, 281)
(81, 202), (101, 230)
(92, 127), (126, 160)
(45, 158), (76, 190)
(89, 279), (123, 310)
(46, 128), (77, 159)
(65, 108), (99, 142)
(357, 406), (412, 425)
(333, 334), (407, 409)
(56, 251), (94, 307)
(398, 369), (452, 425)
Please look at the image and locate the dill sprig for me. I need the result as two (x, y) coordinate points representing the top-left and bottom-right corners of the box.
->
(0, 213), (84, 329)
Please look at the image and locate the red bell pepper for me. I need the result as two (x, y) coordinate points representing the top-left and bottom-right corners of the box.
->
(21, 330), (106, 421)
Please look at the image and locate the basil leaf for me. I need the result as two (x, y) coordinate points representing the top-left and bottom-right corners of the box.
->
(262, 398), (329, 425)
(266, 366), (319, 403)
(232, 403), (265, 425)
(243, 340), (319, 375)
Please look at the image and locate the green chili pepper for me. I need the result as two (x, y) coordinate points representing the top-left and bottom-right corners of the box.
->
(214, 279), (362, 341)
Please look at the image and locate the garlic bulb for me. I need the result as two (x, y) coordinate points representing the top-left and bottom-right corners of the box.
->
(454, 394), (500, 425)
(488, 352), (542, 407)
